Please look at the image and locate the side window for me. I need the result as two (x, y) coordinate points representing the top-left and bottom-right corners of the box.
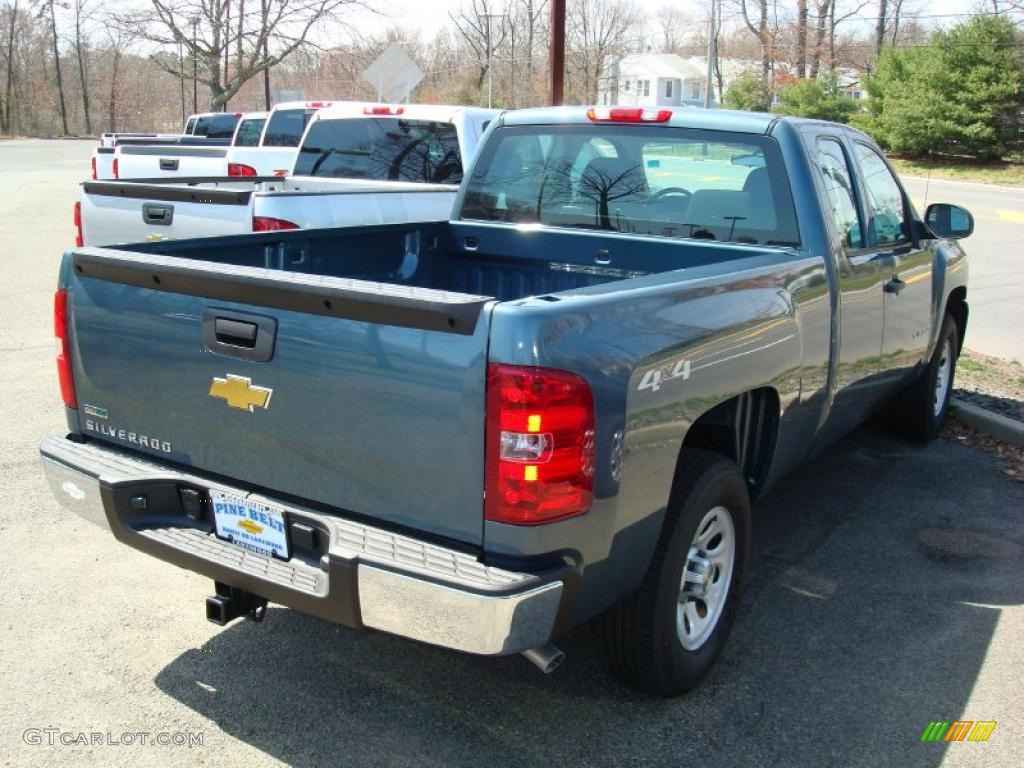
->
(855, 143), (910, 246)
(815, 138), (863, 249)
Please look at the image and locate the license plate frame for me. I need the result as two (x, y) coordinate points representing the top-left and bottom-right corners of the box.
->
(211, 490), (290, 560)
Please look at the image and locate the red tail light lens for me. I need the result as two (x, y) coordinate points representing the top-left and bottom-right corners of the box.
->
(586, 107), (672, 123)
(112, 157), (119, 179)
(90, 156), (97, 180)
(73, 201), (83, 247)
(363, 105), (404, 116)
(485, 364), (595, 525)
(252, 216), (299, 232)
(228, 162), (257, 177)
(54, 289), (76, 409)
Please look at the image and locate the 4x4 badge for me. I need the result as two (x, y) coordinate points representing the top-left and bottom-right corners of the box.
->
(209, 374), (273, 412)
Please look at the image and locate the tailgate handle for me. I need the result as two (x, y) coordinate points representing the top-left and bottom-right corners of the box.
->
(159, 158), (179, 171)
(202, 308), (276, 362)
(215, 318), (258, 347)
(142, 203), (174, 226)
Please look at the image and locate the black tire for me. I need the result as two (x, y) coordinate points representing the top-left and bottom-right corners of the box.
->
(596, 449), (751, 696)
(892, 312), (959, 440)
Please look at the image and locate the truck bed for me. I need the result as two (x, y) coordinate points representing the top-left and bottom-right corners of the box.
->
(102, 220), (784, 304)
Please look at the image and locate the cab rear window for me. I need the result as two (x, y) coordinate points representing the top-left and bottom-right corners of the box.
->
(233, 118), (266, 147)
(263, 109), (316, 147)
(193, 113), (241, 139)
(460, 125), (800, 247)
(293, 118), (463, 184)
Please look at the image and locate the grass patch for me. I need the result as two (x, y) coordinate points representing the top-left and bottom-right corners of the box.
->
(887, 155), (1024, 186)
(957, 356), (988, 373)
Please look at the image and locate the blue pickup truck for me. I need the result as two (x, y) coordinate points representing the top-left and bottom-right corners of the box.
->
(41, 106), (972, 695)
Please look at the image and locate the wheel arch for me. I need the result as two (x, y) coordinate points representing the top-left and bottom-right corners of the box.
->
(944, 286), (968, 355)
(677, 387), (781, 500)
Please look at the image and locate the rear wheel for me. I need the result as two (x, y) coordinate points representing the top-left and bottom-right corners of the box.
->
(596, 449), (751, 696)
(892, 312), (959, 440)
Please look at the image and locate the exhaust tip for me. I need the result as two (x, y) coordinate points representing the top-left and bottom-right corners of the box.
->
(521, 643), (565, 674)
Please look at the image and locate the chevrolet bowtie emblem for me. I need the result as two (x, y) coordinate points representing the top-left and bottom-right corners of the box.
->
(237, 519), (264, 534)
(209, 374), (273, 412)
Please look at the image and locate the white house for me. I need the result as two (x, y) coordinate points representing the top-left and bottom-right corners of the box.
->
(600, 53), (712, 108)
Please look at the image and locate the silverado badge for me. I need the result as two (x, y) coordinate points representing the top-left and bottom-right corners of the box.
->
(209, 374), (273, 412)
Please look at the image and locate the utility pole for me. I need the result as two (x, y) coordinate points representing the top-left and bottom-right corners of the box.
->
(549, 0), (565, 105)
(262, 0), (271, 109)
(178, 39), (186, 125)
(703, 0), (717, 109)
(486, 14), (494, 108)
(191, 17), (199, 113)
(481, 13), (504, 109)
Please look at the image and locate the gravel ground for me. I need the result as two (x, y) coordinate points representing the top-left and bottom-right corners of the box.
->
(946, 349), (1024, 482)
(953, 350), (1024, 423)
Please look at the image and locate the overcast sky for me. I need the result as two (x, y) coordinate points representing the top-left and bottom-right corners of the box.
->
(350, 0), (995, 39)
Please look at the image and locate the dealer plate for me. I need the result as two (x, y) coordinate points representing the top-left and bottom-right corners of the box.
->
(211, 490), (290, 559)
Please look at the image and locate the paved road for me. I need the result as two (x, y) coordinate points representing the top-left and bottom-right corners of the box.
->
(0, 139), (1021, 767)
(903, 176), (1024, 361)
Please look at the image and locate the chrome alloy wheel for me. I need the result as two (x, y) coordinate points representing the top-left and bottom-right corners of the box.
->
(677, 505), (736, 650)
(934, 335), (954, 417)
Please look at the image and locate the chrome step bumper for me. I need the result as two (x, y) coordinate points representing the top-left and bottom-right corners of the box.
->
(40, 436), (564, 655)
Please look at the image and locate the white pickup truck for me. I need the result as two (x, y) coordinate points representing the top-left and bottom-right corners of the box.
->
(76, 104), (498, 246)
(223, 101), (337, 177)
(103, 103), (334, 181)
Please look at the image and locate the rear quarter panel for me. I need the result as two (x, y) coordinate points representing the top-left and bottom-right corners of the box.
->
(483, 249), (832, 624)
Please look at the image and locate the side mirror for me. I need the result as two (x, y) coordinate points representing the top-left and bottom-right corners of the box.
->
(925, 203), (974, 240)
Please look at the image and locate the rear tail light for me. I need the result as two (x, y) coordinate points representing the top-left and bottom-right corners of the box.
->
(228, 162), (257, 177)
(73, 201), (83, 247)
(586, 107), (672, 123)
(252, 216), (299, 232)
(54, 289), (76, 409)
(112, 157), (119, 179)
(485, 364), (595, 525)
(90, 156), (97, 180)
(363, 105), (404, 116)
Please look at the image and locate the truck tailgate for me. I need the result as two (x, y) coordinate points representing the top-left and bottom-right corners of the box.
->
(115, 145), (228, 179)
(65, 248), (493, 546)
(79, 181), (255, 246)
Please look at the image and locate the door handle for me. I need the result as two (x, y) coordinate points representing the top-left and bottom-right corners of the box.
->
(142, 203), (174, 226)
(884, 276), (905, 295)
(159, 158), (179, 171)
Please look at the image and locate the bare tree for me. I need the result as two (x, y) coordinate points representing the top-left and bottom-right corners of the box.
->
(874, 0), (887, 55)
(71, 0), (91, 133)
(449, 0), (508, 94)
(118, 0), (361, 110)
(2, 0), (17, 132)
(795, 0), (808, 77)
(737, 0), (776, 92)
(567, 0), (643, 103)
(42, 0), (68, 134)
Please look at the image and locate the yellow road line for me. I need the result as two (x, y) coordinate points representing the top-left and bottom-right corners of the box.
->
(996, 208), (1024, 224)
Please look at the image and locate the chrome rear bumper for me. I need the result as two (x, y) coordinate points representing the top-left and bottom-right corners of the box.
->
(40, 436), (564, 656)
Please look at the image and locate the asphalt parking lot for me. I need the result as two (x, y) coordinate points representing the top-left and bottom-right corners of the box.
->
(1, 139), (1021, 767)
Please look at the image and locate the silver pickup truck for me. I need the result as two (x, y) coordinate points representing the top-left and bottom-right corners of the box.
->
(41, 106), (972, 696)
